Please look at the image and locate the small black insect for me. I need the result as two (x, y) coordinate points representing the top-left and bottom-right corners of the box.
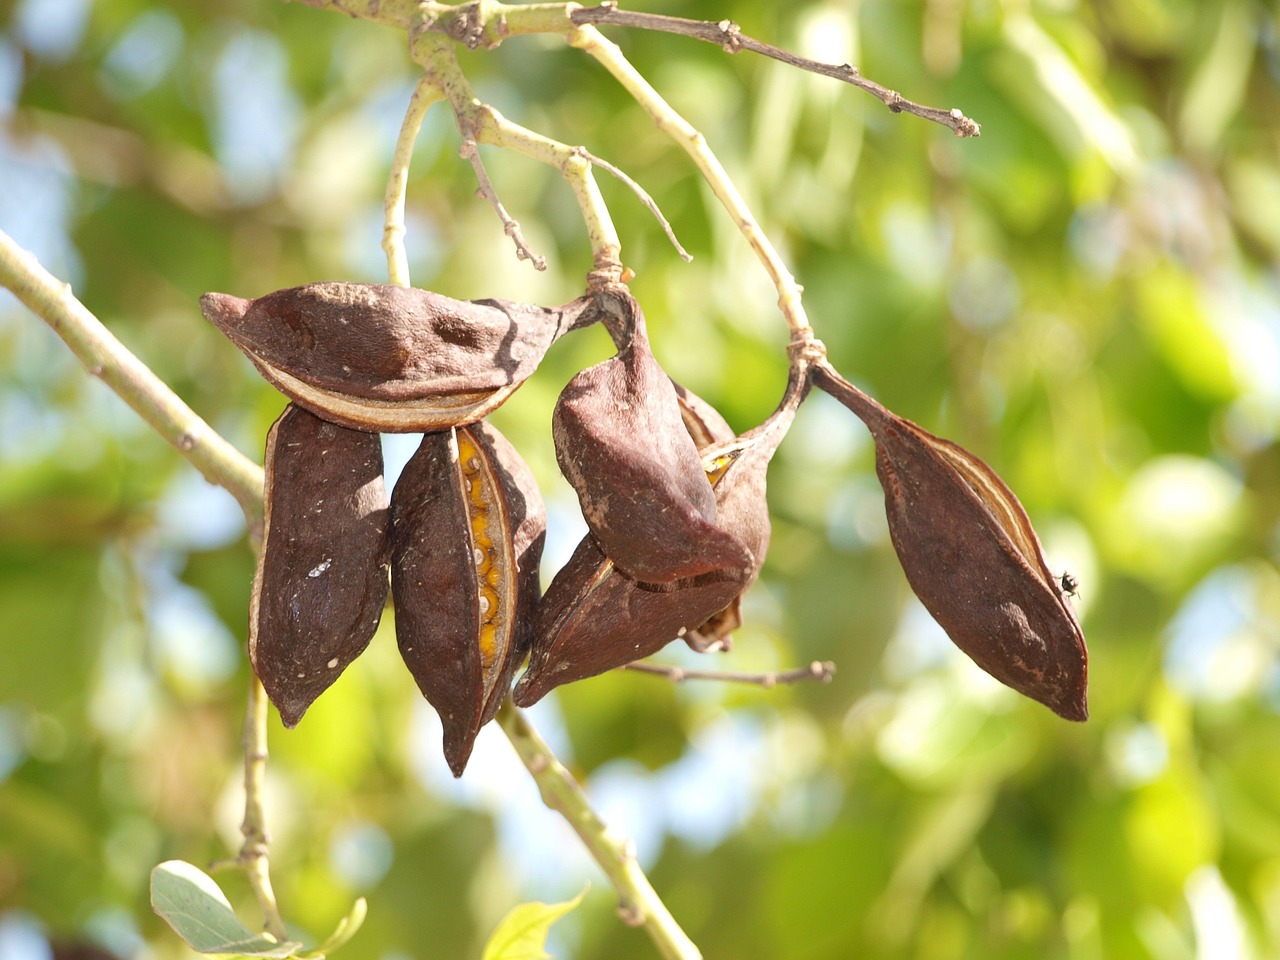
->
(1059, 572), (1079, 598)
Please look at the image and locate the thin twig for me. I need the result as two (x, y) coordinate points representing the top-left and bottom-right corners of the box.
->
(459, 132), (549, 270)
(239, 674), (287, 940)
(577, 146), (692, 262)
(497, 701), (703, 960)
(384, 75), (445, 286)
(0, 231), (288, 935)
(569, 5), (980, 138)
(621, 660), (836, 687)
(0, 230), (264, 525)
(412, 29), (624, 283)
(568, 23), (811, 334)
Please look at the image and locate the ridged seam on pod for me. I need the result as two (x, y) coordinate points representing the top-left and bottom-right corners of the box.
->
(673, 383), (746, 650)
(390, 422), (544, 776)
(512, 535), (745, 706)
(251, 403), (391, 727)
(514, 370), (808, 705)
(552, 289), (752, 583)
(814, 364), (1088, 721)
(681, 369), (809, 652)
(200, 283), (595, 432)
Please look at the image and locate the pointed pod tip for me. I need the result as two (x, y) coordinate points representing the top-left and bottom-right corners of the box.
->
(1056, 694), (1089, 723)
(443, 736), (477, 778)
(199, 291), (250, 328)
(276, 699), (309, 729)
(511, 674), (544, 709)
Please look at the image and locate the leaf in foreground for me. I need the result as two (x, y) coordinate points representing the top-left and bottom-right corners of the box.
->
(481, 889), (587, 960)
(150, 860), (303, 958)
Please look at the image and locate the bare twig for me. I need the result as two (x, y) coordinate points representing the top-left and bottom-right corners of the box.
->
(238, 674), (286, 939)
(497, 701), (702, 960)
(622, 660), (836, 687)
(0, 230), (264, 525)
(458, 132), (549, 270)
(0, 230), (289, 935)
(384, 75), (445, 286)
(569, 4), (980, 137)
(568, 23), (812, 334)
(577, 146), (692, 262)
(413, 29), (624, 282)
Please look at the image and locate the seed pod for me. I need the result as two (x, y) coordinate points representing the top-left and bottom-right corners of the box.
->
(553, 290), (750, 582)
(673, 381), (736, 450)
(815, 365), (1089, 721)
(201, 283), (593, 432)
(251, 403), (391, 727)
(672, 382), (746, 652)
(514, 370), (807, 705)
(389, 422), (545, 776)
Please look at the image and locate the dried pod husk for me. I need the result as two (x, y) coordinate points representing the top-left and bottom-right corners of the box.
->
(201, 283), (593, 432)
(389, 422), (545, 775)
(815, 365), (1088, 721)
(673, 381), (736, 450)
(672, 381), (746, 652)
(251, 403), (391, 727)
(514, 370), (807, 705)
(553, 290), (750, 582)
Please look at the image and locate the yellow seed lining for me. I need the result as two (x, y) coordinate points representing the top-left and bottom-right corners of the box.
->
(456, 428), (510, 676)
(703, 443), (747, 486)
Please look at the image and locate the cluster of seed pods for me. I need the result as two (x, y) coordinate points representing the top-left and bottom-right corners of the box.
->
(203, 280), (1089, 774)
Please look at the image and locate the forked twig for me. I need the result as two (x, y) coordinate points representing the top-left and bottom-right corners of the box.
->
(622, 660), (836, 687)
(570, 4), (980, 137)
(459, 132), (549, 270)
(577, 147), (692, 262)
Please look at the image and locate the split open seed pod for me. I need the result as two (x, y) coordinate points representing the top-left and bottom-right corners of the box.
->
(389, 421), (545, 776)
(552, 289), (750, 583)
(673, 381), (748, 652)
(514, 369), (807, 705)
(815, 364), (1088, 721)
(201, 282), (593, 432)
(251, 403), (391, 727)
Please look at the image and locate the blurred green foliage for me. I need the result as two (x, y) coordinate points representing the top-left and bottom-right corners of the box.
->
(2, 0), (1280, 957)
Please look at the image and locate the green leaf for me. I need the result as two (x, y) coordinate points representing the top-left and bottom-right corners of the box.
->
(150, 860), (303, 958)
(297, 898), (368, 959)
(480, 889), (587, 960)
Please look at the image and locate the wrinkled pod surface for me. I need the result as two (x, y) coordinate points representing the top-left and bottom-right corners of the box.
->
(815, 364), (1088, 721)
(552, 289), (751, 583)
(202, 282), (594, 432)
(251, 403), (391, 727)
(515, 368), (809, 705)
(390, 422), (545, 775)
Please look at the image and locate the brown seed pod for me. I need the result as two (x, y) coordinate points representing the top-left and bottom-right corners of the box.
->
(814, 364), (1089, 721)
(201, 283), (593, 432)
(672, 381), (747, 652)
(514, 369), (808, 705)
(553, 289), (751, 583)
(389, 421), (545, 776)
(251, 403), (391, 727)
(511, 537), (746, 707)
(673, 380), (736, 450)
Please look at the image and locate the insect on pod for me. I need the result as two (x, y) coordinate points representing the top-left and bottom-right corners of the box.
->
(514, 369), (808, 705)
(251, 403), (391, 727)
(814, 364), (1089, 721)
(201, 283), (595, 432)
(390, 421), (545, 776)
(552, 289), (751, 583)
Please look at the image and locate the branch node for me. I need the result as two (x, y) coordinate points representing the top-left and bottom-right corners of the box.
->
(716, 19), (742, 53)
(617, 904), (645, 927)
